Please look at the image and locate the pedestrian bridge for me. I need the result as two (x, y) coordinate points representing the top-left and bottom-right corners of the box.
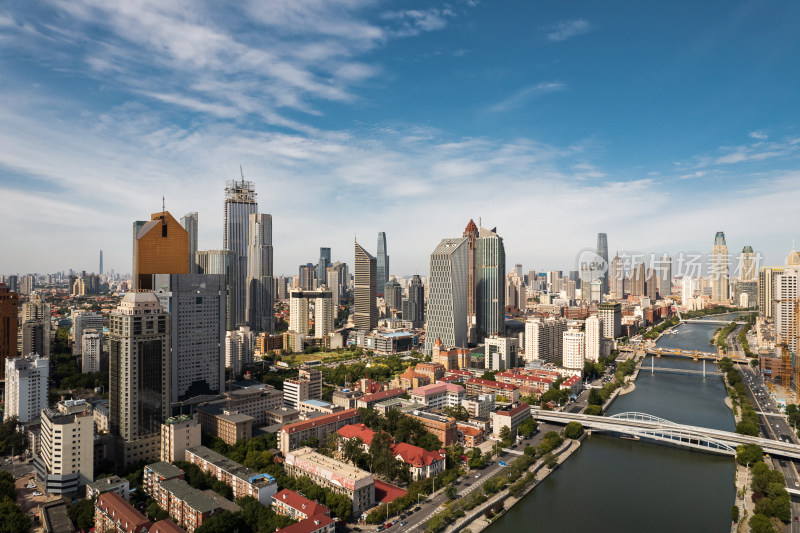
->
(533, 410), (800, 460)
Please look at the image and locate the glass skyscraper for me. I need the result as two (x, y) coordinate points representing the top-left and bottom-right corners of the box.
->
(224, 179), (258, 327)
(376, 232), (389, 296)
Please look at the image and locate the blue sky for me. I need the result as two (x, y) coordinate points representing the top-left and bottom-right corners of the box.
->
(1, 0), (799, 276)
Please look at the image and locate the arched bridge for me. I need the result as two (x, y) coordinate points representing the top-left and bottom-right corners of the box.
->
(534, 410), (800, 459)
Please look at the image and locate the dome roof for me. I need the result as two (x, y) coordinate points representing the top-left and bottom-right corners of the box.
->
(787, 247), (800, 266)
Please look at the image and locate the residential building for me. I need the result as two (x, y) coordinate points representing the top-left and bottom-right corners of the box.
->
(108, 291), (171, 468)
(132, 210), (189, 290)
(495, 371), (553, 395)
(161, 415), (201, 463)
(22, 320), (47, 361)
(465, 378), (520, 403)
(585, 315), (602, 363)
(33, 399), (94, 495)
(484, 336), (518, 371)
(409, 383), (465, 410)
(460, 394), (494, 419)
(524, 317), (566, 365)
(758, 266), (784, 318)
(424, 238), (468, 355)
(356, 388), (406, 409)
(87, 475), (131, 501)
(226, 326), (254, 377)
(143, 461), (184, 499)
(156, 477), (237, 533)
(81, 329), (102, 373)
(407, 411), (458, 446)
(491, 403), (531, 439)
(185, 446), (278, 505)
(272, 489), (330, 521)
(284, 447), (375, 515)
(224, 178), (259, 327)
(354, 241), (377, 332)
(155, 273), (226, 402)
(94, 492), (150, 533)
(711, 231), (730, 303)
(277, 514), (336, 533)
(299, 399), (342, 417)
(776, 264), (800, 356)
(609, 254), (624, 299)
(457, 423), (485, 448)
(245, 213), (274, 334)
(195, 406), (253, 445)
(476, 226), (506, 339)
(73, 311), (103, 356)
(290, 289), (334, 338)
(0, 283), (18, 380)
(376, 232), (390, 296)
(597, 302), (622, 340)
(4, 354), (49, 423)
(279, 409), (361, 455)
(562, 321), (586, 370)
(180, 212), (199, 274)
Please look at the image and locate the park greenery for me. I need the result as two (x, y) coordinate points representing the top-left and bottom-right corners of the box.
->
(735, 444), (764, 466)
(321, 354), (423, 386)
(194, 497), (296, 533)
(749, 461), (791, 525)
(0, 416), (28, 456)
(721, 358), (760, 437)
(564, 422), (584, 439)
(67, 498), (95, 530)
(715, 321), (739, 352)
(366, 467), (462, 524)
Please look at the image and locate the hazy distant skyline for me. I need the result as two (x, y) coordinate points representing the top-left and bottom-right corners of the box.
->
(1, 1), (799, 275)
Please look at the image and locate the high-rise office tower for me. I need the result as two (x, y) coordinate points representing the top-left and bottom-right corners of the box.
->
(245, 213), (274, 334)
(383, 279), (402, 311)
(81, 329), (101, 373)
(758, 266), (783, 318)
(224, 178), (258, 327)
(376, 233), (389, 296)
(33, 399), (94, 495)
(20, 275), (34, 295)
(72, 312), (102, 356)
(132, 210), (189, 290)
(154, 274), (226, 403)
(477, 226), (505, 339)
(354, 241), (377, 331)
(22, 292), (50, 357)
(4, 354), (49, 423)
(0, 283), (19, 379)
(6, 275), (18, 293)
(424, 238), (468, 355)
(326, 262), (348, 309)
(108, 292), (171, 467)
(407, 274), (425, 329)
(99, 250), (103, 276)
(630, 262), (646, 297)
(299, 264), (316, 290)
(317, 248), (331, 288)
(225, 326), (254, 378)
(180, 212), (199, 274)
(598, 302), (622, 339)
(609, 254), (624, 299)
(740, 246), (757, 282)
(645, 268), (659, 300)
(196, 250), (236, 330)
(711, 231), (730, 303)
(22, 321), (46, 358)
(596, 233), (609, 295)
(654, 254), (672, 298)
(463, 220), (479, 344)
(585, 315), (602, 363)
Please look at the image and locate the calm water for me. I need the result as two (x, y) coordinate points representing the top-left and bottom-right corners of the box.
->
(487, 317), (736, 533)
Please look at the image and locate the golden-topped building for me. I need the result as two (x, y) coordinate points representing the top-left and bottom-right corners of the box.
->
(133, 210), (189, 290)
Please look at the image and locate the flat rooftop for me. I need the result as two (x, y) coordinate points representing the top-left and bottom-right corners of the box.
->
(285, 447), (373, 490)
(187, 446), (275, 486)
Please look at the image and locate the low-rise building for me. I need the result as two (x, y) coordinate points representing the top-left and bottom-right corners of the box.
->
(161, 415), (201, 463)
(277, 515), (336, 533)
(94, 492), (150, 533)
(443, 369), (473, 382)
(406, 411), (458, 446)
(396, 368), (431, 391)
(93, 400), (110, 433)
(299, 399), (342, 418)
(272, 489), (331, 520)
(409, 383), (465, 410)
(465, 378), (520, 403)
(460, 394), (494, 419)
(331, 389), (362, 410)
(284, 447), (375, 516)
(195, 406), (253, 445)
(373, 398), (424, 415)
(491, 403), (531, 440)
(185, 446), (278, 505)
(391, 443), (446, 481)
(279, 409), (361, 455)
(265, 408), (300, 425)
(223, 385), (283, 426)
(414, 362), (446, 382)
(87, 475), (131, 501)
(337, 423), (375, 452)
(157, 478), (237, 533)
(143, 462), (184, 502)
(495, 371), (554, 395)
(356, 388), (405, 410)
(559, 374), (582, 396)
(456, 422), (484, 448)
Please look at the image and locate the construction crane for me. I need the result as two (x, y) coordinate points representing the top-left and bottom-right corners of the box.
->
(774, 299), (800, 404)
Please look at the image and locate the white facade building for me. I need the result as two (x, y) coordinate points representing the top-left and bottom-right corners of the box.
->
(562, 321), (586, 370)
(226, 326), (254, 377)
(289, 289), (334, 339)
(4, 354), (49, 423)
(81, 329), (102, 374)
(776, 265), (800, 356)
(585, 315), (602, 363)
(424, 238), (468, 355)
(524, 317), (566, 364)
(484, 336), (519, 371)
(33, 399), (94, 495)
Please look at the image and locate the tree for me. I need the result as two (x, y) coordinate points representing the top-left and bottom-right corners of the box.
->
(0, 416), (29, 456)
(517, 418), (538, 438)
(736, 419), (759, 437)
(342, 437), (365, 466)
(145, 501), (169, 521)
(584, 405), (602, 416)
(0, 499), (31, 533)
(194, 511), (245, 533)
(445, 485), (457, 500)
(444, 405), (470, 422)
(498, 425), (512, 446)
(731, 505), (739, 523)
(748, 514), (774, 533)
(68, 498), (95, 529)
(0, 472), (16, 502)
(370, 431), (400, 481)
(587, 389), (603, 406)
(564, 422), (584, 440)
(736, 444), (764, 466)
(417, 432), (443, 452)
(543, 452), (558, 469)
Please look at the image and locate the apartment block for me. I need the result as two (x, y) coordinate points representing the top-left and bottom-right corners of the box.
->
(185, 446), (278, 505)
(279, 409), (361, 455)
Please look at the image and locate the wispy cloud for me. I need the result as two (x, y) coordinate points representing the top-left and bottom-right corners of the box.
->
(545, 19), (592, 42)
(749, 130), (768, 140)
(381, 7), (456, 37)
(487, 82), (565, 113)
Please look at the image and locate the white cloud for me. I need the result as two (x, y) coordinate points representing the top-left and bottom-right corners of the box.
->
(749, 130), (768, 140)
(487, 82), (565, 113)
(545, 19), (592, 42)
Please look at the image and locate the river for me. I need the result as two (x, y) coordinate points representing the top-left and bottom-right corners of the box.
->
(487, 316), (738, 533)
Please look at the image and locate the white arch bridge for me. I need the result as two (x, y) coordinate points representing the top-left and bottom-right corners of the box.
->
(534, 410), (800, 459)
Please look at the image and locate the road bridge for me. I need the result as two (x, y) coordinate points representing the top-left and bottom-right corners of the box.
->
(533, 410), (800, 460)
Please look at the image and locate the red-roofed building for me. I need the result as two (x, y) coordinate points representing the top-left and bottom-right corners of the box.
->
(374, 480), (408, 504)
(272, 489), (330, 521)
(465, 378), (520, 403)
(443, 369), (473, 382)
(391, 443), (446, 480)
(94, 492), (151, 533)
(437, 375), (460, 383)
(495, 371), (553, 394)
(150, 520), (186, 533)
(356, 388), (405, 410)
(276, 514), (336, 533)
(279, 409), (361, 455)
(396, 368), (431, 391)
(409, 382), (465, 409)
(491, 403), (531, 440)
(337, 424), (376, 451)
(559, 374), (582, 395)
(357, 379), (384, 395)
(414, 362), (446, 382)
(432, 339), (471, 371)
(456, 423), (485, 448)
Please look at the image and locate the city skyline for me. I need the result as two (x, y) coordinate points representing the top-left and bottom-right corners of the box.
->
(1, 2), (799, 275)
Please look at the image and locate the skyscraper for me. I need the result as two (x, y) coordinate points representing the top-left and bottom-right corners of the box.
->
(477, 226), (505, 339)
(0, 283), (19, 379)
(224, 178), (258, 327)
(406, 274), (425, 329)
(609, 254), (624, 300)
(354, 241), (377, 331)
(196, 250), (236, 330)
(4, 354), (49, 423)
(180, 212), (199, 274)
(245, 213), (274, 334)
(524, 317), (567, 364)
(22, 292), (50, 357)
(585, 315), (602, 363)
(630, 262), (646, 297)
(740, 246), (757, 282)
(72, 312), (102, 356)
(598, 302), (622, 340)
(154, 274), (226, 403)
(654, 254), (672, 298)
(99, 249), (103, 276)
(108, 292), (171, 467)
(596, 233), (609, 295)
(562, 321), (586, 370)
(376, 232), (389, 296)
(463, 220), (479, 344)
(758, 266), (784, 319)
(317, 248), (331, 287)
(384, 279), (402, 310)
(711, 231), (730, 303)
(132, 210), (189, 290)
(298, 264), (316, 290)
(424, 238), (468, 355)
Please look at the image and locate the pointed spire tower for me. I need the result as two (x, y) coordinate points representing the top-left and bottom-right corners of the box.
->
(463, 219), (479, 344)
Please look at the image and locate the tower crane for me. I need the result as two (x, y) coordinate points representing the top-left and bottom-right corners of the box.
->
(774, 299), (800, 404)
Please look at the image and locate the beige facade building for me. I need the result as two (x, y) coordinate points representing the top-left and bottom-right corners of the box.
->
(161, 415), (201, 463)
(33, 399), (94, 495)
